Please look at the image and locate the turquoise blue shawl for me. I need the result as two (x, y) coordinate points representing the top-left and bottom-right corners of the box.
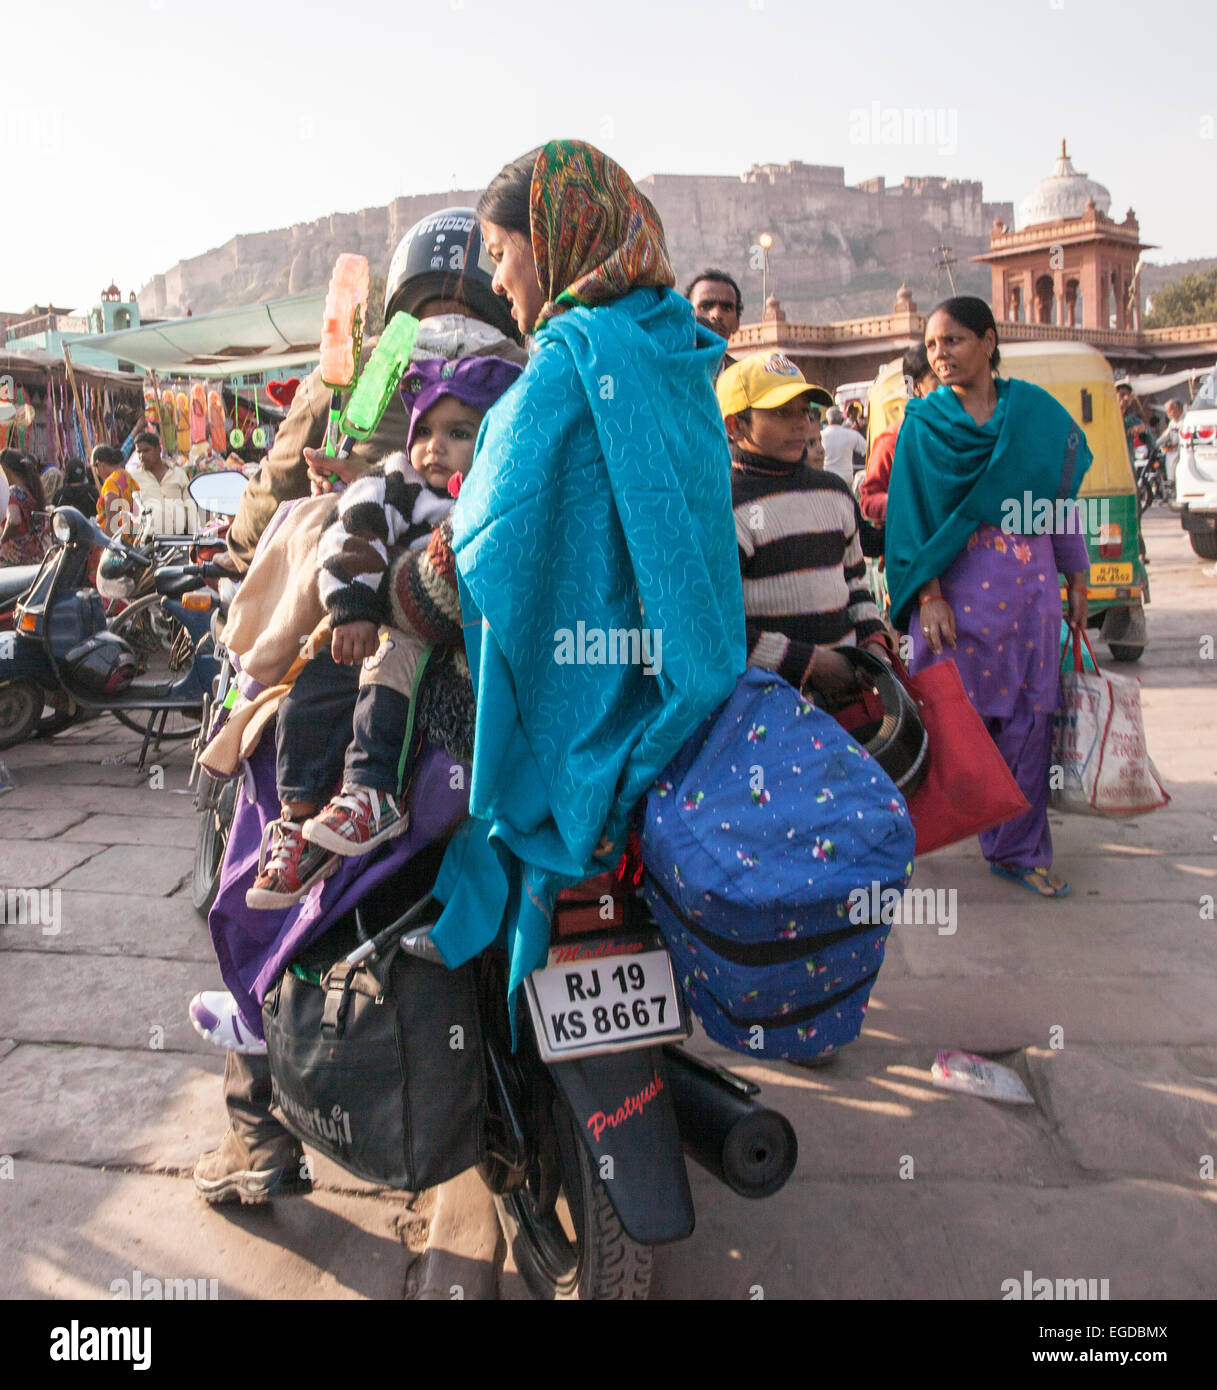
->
(430, 287), (746, 1003)
(885, 377), (1092, 631)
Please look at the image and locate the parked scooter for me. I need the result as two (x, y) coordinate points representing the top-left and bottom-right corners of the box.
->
(0, 473), (239, 759)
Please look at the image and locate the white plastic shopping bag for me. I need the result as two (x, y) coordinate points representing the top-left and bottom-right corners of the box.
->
(1051, 624), (1169, 816)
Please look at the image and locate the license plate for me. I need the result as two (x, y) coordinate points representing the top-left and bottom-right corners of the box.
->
(525, 934), (688, 1062)
(1089, 562), (1133, 586)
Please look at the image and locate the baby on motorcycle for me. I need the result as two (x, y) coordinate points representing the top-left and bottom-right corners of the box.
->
(245, 354), (521, 909)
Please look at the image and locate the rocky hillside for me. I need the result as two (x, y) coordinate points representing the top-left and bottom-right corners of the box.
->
(138, 161), (1011, 326)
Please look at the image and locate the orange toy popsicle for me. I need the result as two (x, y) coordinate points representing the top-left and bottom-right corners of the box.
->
(319, 253), (371, 390)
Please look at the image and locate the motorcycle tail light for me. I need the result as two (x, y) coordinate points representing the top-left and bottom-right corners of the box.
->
(1098, 522), (1123, 558)
(1179, 427), (1194, 443)
(1198, 426), (1216, 443)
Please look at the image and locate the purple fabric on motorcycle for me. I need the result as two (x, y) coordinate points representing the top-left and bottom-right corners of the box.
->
(208, 738), (468, 1038)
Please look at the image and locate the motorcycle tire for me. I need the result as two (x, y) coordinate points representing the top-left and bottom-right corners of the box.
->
(493, 1092), (653, 1301)
(0, 679), (41, 750)
(192, 777), (236, 918)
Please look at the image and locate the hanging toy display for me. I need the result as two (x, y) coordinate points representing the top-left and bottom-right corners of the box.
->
(158, 387), (176, 454)
(319, 253), (370, 456)
(207, 387), (227, 453)
(142, 381), (159, 434)
(249, 388), (267, 450)
(189, 382), (207, 446)
(174, 388), (190, 456)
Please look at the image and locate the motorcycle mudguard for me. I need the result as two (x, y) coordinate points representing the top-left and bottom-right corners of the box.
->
(0, 631), (55, 685)
(549, 1045), (695, 1244)
(163, 597), (214, 645)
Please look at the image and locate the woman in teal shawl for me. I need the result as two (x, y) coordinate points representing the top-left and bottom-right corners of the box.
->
(886, 297), (1092, 897)
(429, 140), (746, 1001)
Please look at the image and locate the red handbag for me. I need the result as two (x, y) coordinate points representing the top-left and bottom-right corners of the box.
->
(895, 657), (1030, 855)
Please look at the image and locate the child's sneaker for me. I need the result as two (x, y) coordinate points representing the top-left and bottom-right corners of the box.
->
(189, 990), (268, 1055)
(302, 786), (409, 857)
(246, 817), (338, 909)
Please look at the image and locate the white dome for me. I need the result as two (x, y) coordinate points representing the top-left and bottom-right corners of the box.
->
(1016, 142), (1111, 230)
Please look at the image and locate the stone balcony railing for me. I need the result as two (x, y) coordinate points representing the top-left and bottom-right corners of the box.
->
(730, 313), (1217, 357)
(980, 209), (1144, 255)
(730, 309), (924, 349)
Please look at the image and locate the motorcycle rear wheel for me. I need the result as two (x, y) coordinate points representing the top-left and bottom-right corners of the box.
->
(493, 1094), (653, 1301)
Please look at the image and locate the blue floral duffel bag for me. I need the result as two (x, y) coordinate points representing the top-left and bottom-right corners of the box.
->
(640, 668), (915, 1061)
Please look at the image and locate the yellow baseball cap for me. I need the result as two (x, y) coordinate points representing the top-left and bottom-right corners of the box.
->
(716, 350), (835, 417)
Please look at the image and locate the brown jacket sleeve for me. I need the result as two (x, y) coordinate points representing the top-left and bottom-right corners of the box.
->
(225, 341), (412, 572)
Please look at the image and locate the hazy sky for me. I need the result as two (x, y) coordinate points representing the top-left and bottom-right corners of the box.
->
(4, 0), (1213, 313)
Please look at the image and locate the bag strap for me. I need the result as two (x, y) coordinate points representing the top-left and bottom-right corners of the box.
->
(1062, 620), (1100, 674)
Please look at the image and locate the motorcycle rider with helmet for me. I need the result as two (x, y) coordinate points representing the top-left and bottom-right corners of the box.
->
(224, 210), (526, 571)
(193, 210), (527, 1206)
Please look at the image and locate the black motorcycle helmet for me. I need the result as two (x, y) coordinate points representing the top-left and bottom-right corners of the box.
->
(96, 545), (144, 602)
(833, 648), (929, 798)
(63, 632), (137, 695)
(384, 208), (520, 344)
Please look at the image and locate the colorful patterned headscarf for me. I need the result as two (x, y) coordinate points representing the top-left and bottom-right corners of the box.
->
(529, 139), (675, 328)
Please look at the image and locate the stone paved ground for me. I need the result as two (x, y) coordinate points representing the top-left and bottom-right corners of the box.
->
(1, 510), (1214, 1300)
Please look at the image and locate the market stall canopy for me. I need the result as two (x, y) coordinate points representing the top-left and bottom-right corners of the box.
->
(1127, 365), (1215, 398)
(0, 346), (145, 388)
(77, 294), (325, 377)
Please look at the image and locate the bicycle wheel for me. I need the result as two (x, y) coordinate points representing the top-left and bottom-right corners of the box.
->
(108, 595), (204, 741)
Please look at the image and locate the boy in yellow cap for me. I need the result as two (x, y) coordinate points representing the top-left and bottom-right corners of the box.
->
(716, 351), (892, 701)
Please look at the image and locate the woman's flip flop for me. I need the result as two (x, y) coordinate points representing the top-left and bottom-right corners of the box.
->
(989, 862), (1071, 898)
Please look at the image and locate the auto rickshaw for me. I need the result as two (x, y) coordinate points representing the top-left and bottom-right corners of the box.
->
(865, 341), (1149, 661)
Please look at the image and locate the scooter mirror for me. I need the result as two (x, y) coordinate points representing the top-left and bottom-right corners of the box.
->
(188, 470), (248, 518)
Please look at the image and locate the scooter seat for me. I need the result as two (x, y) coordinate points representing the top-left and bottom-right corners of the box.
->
(155, 568), (210, 600)
(0, 565), (40, 606)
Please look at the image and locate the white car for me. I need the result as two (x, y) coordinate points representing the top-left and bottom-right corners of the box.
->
(1174, 364), (1217, 560)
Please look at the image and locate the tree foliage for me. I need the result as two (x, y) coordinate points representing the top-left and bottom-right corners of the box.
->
(1144, 267), (1217, 328)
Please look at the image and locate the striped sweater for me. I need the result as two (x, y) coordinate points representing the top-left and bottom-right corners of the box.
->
(731, 452), (886, 688)
(316, 453), (452, 628)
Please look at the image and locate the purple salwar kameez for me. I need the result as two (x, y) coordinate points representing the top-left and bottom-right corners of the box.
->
(908, 521), (1089, 868)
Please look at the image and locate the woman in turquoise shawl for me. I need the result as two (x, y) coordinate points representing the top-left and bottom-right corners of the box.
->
(429, 140), (746, 1001)
(886, 298), (1092, 897)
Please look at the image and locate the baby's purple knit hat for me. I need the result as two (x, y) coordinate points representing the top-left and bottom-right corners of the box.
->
(400, 355), (522, 455)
